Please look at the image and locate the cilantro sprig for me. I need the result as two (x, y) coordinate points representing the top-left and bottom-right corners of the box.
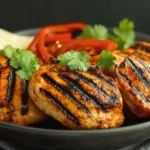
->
(96, 50), (116, 69)
(77, 25), (109, 40)
(58, 51), (90, 71)
(77, 18), (135, 50)
(110, 18), (135, 49)
(57, 50), (116, 71)
(0, 45), (40, 80)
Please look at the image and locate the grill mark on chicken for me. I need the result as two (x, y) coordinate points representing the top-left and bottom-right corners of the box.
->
(126, 58), (150, 89)
(132, 43), (150, 52)
(7, 68), (16, 104)
(88, 68), (115, 89)
(136, 58), (150, 72)
(59, 74), (105, 110)
(41, 73), (92, 117)
(117, 71), (149, 103)
(21, 80), (29, 115)
(40, 88), (80, 125)
(22, 80), (29, 105)
(73, 71), (119, 106)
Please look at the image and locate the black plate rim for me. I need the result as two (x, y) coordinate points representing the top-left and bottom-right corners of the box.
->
(0, 28), (150, 135)
(15, 27), (150, 40)
(0, 119), (150, 135)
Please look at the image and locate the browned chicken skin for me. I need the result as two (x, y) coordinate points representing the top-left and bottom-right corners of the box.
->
(115, 55), (150, 118)
(0, 55), (47, 125)
(113, 41), (150, 66)
(28, 60), (124, 129)
(1, 40), (150, 127)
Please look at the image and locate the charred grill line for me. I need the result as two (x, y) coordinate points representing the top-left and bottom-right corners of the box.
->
(21, 106), (29, 116)
(126, 58), (150, 89)
(88, 68), (115, 89)
(136, 58), (150, 72)
(21, 80), (29, 115)
(41, 73), (92, 117)
(73, 71), (119, 105)
(22, 80), (29, 105)
(118, 71), (149, 103)
(59, 74), (105, 110)
(7, 69), (16, 103)
(40, 88), (80, 125)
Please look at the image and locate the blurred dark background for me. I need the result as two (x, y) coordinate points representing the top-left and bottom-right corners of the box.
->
(0, 0), (150, 34)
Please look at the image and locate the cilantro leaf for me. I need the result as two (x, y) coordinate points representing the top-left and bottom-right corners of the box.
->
(96, 50), (116, 69)
(77, 18), (135, 50)
(10, 49), (40, 80)
(0, 45), (17, 58)
(77, 25), (109, 39)
(16, 70), (29, 80)
(58, 51), (90, 71)
(57, 51), (73, 66)
(1, 45), (40, 80)
(111, 18), (135, 49)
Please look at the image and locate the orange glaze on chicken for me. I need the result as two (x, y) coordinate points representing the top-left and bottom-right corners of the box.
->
(0, 55), (47, 125)
(28, 59), (124, 129)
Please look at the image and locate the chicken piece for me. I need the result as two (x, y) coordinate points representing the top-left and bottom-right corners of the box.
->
(28, 60), (124, 129)
(0, 55), (9, 68)
(132, 41), (150, 58)
(113, 41), (150, 66)
(0, 55), (47, 125)
(115, 55), (150, 118)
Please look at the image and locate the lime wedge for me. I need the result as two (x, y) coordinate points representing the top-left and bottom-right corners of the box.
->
(0, 28), (33, 50)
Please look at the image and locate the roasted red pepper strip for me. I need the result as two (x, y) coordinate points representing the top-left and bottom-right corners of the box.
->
(28, 22), (87, 62)
(47, 39), (118, 52)
(28, 31), (41, 55)
(28, 22), (118, 62)
(46, 39), (118, 58)
(45, 33), (72, 43)
(42, 22), (87, 33)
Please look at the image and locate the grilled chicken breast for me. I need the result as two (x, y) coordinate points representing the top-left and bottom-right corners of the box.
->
(28, 60), (124, 129)
(132, 41), (150, 58)
(113, 41), (150, 66)
(0, 55), (46, 125)
(115, 55), (150, 118)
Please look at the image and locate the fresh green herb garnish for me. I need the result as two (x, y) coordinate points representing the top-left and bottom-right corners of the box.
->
(96, 50), (116, 69)
(111, 18), (135, 49)
(58, 50), (116, 70)
(78, 18), (135, 49)
(77, 25), (109, 39)
(0, 45), (40, 80)
(57, 51), (90, 71)
(0, 45), (17, 58)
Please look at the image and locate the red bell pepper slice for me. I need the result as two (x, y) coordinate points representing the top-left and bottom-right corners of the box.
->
(42, 22), (87, 33)
(47, 39), (117, 59)
(28, 22), (87, 62)
(45, 33), (72, 43)
(46, 39), (117, 52)
(28, 22), (118, 63)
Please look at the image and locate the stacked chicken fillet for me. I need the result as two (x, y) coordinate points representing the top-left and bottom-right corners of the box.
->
(0, 41), (150, 129)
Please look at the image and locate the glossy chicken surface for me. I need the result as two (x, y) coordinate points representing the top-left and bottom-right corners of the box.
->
(113, 41), (150, 66)
(115, 55), (150, 118)
(28, 60), (124, 129)
(0, 55), (46, 125)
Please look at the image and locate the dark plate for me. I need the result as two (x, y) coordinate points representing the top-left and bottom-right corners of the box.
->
(0, 29), (150, 150)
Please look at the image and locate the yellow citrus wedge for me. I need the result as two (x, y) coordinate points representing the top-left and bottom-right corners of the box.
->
(0, 28), (33, 49)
